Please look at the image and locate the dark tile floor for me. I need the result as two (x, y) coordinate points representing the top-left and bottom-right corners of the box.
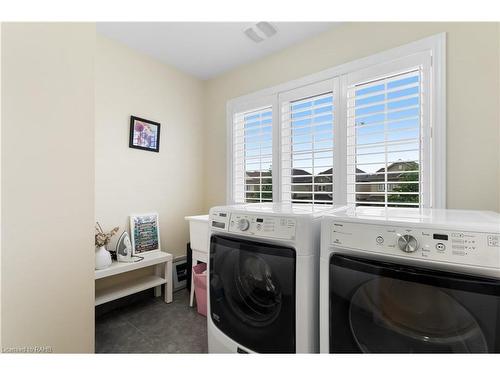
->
(95, 289), (208, 353)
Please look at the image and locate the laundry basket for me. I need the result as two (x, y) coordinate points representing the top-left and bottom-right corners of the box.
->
(192, 263), (207, 316)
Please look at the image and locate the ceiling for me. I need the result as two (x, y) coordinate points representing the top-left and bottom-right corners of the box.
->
(96, 22), (338, 80)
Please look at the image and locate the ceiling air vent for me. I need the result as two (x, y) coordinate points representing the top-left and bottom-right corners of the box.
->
(244, 22), (277, 43)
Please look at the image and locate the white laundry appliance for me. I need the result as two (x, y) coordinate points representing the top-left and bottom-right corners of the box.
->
(207, 202), (346, 353)
(319, 207), (500, 353)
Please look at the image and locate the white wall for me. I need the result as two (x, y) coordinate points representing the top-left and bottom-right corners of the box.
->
(1, 23), (95, 353)
(95, 36), (205, 259)
(204, 22), (500, 212)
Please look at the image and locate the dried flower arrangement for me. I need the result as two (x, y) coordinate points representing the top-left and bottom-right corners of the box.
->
(95, 222), (119, 248)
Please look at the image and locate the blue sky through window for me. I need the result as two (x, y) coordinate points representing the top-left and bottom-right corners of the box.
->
(353, 73), (421, 174)
(286, 92), (335, 203)
(242, 108), (273, 202)
(291, 94), (334, 175)
(244, 110), (272, 172)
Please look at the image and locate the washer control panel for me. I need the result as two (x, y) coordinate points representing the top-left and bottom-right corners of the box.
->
(226, 214), (297, 240)
(331, 222), (500, 269)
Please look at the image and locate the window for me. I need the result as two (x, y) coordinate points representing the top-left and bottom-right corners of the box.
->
(227, 34), (445, 208)
(346, 59), (427, 208)
(232, 106), (273, 203)
(280, 80), (335, 204)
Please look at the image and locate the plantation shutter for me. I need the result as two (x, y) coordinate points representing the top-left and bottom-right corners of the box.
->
(346, 53), (431, 208)
(232, 106), (273, 203)
(280, 80), (336, 204)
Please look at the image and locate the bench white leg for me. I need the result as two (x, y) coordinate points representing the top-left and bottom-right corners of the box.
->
(165, 259), (173, 303)
(154, 263), (162, 298)
(189, 270), (195, 307)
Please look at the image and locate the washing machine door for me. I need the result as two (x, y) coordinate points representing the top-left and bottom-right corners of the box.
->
(210, 234), (296, 353)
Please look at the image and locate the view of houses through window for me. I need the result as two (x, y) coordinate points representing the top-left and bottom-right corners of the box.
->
(353, 161), (419, 206)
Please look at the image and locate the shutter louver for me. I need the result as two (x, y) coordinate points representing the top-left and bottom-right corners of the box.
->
(346, 69), (422, 207)
(281, 91), (335, 204)
(233, 106), (273, 203)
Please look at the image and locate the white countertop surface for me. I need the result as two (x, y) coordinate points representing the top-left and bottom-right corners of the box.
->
(184, 214), (209, 222)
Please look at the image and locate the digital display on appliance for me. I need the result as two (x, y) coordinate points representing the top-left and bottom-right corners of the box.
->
(219, 213), (227, 217)
(433, 234), (448, 241)
(256, 218), (264, 223)
(212, 221), (225, 229)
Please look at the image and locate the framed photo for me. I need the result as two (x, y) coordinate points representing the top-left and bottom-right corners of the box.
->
(129, 116), (161, 152)
(130, 213), (161, 255)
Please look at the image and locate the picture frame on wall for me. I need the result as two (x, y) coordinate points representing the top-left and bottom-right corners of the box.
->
(129, 115), (161, 152)
(129, 213), (161, 255)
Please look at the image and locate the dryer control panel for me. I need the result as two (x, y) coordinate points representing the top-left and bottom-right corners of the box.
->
(330, 222), (500, 269)
(210, 211), (296, 240)
(210, 211), (230, 231)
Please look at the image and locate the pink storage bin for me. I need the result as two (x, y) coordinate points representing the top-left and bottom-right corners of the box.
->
(192, 263), (207, 316)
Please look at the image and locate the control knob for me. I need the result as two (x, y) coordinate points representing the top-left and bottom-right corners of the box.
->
(398, 234), (419, 253)
(237, 218), (250, 231)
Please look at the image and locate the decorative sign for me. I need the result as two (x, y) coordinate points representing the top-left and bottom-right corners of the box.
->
(129, 213), (161, 254)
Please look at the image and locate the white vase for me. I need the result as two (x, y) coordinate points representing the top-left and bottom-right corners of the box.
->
(95, 246), (112, 270)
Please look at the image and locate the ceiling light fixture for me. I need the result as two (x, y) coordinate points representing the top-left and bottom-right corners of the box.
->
(243, 22), (277, 43)
(256, 22), (277, 38)
(244, 28), (265, 43)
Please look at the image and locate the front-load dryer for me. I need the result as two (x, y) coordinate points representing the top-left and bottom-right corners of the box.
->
(320, 207), (500, 353)
(207, 202), (345, 353)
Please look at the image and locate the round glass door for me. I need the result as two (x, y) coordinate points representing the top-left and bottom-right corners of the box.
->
(349, 278), (488, 353)
(225, 253), (282, 327)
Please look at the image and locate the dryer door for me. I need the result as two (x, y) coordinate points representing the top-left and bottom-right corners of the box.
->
(210, 234), (296, 353)
(329, 254), (500, 353)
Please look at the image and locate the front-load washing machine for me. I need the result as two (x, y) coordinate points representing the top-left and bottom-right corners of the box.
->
(320, 207), (500, 353)
(207, 202), (345, 353)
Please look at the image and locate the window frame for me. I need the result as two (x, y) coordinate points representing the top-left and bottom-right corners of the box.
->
(226, 94), (279, 204)
(345, 52), (431, 208)
(226, 33), (446, 208)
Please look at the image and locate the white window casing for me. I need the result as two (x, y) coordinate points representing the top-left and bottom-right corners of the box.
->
(227, 95), (277, 204)
(346, 52), (432, 208)
(226, 33), (446, 208)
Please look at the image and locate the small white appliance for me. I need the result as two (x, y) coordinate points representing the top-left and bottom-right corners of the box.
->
(115, 231), (141, 262)
(207, 202), (346, 353)
(320, 207), (500, 353)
